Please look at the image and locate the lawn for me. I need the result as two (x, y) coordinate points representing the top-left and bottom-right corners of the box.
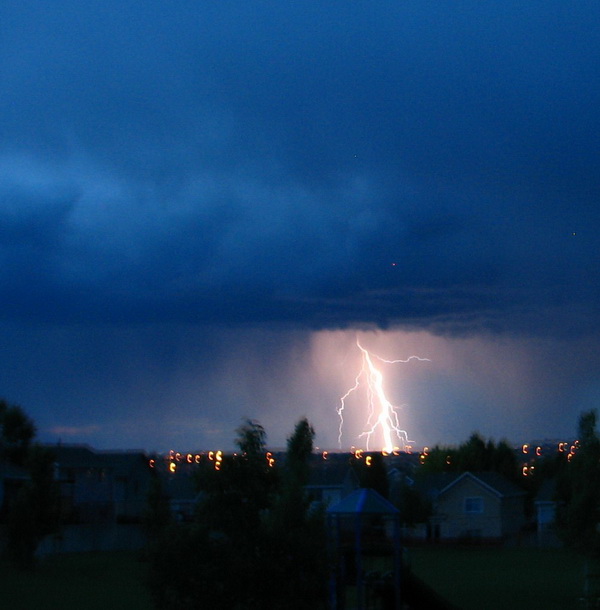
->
(408, 545), (587, 609)
(0, 551), (153, 610)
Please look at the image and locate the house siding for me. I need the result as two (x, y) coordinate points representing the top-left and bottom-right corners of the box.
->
(437, 477), (502, 540)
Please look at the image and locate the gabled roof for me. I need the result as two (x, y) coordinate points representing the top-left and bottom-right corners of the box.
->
(50, 444), (150, 474)
(327, 488), (400, 515)
(100, 451), (149, 477)
(439, 471), (526, 499)
(51, 444), (106, 468)
(414, 472), (460, 498)
(307, 460), (358, 489)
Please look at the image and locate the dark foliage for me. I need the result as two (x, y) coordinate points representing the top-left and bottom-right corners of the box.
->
(352, 451), (389, 497)
(142, 470), (171, 542)
(555, 410), (600, 557)
(420, 432), (520, 482)
(397, 481), (432, 527)
(0, 399), (36, 466)
(6, 444), (60, 568)
(146, 418), (328, 609)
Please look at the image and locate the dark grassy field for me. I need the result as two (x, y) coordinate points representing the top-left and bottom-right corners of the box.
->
(0, 546), (588, 609)
(0, 551), (153, 610)
(408, 545), (587, 609)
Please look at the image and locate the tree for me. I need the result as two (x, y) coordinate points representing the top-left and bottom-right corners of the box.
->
(260, 417), (327, 609)
(456, 433), (488, 471)
(284, 417), (314, 488)
(420, 432), (519, 482)
(148, 418), (278, 608)
(146, 418), (328, 609)
(6, 444), (60, 568)
(0, 399), (36, 465)
(353, 451), (389, 498)
(0, 398), (60, 568)
(556, 410), (600, 557)
(236, 418), (267, 459)
(397, 481), (431, 528)
(142, 468), (171, 544)
(419, 444), (457, 474)
(270, 418), (315, 530)
(197, 419), (278, 538)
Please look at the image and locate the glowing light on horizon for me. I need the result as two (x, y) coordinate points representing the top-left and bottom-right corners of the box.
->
(337, 339), (430, 452)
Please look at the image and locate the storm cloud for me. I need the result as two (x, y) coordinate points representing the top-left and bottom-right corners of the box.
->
(1, 2), (599, 449)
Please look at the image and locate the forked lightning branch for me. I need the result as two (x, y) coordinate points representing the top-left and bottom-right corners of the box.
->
(337, 339), (430, 452)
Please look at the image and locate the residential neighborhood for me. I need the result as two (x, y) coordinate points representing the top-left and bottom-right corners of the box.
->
(0, 438), (569, 557)
(0, 412), (596, 610)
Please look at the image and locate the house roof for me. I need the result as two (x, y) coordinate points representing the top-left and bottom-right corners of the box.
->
(327, 487), (400, 515)
(307, 458), (358, 489)
(414, 472), (460, 498)
(50, 444), (150, 475)
(439, 471), (526, 499)
(51, 444), (107, 469)
(100, 451), (150, 477)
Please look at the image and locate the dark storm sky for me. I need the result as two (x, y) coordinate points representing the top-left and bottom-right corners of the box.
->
(1, 2), (599, 451)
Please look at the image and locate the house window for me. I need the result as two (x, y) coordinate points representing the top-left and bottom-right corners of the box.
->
(464, 497), (484, 514)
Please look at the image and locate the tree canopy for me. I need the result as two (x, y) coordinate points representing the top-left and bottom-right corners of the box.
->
(0, 398), (59, 568)
(419, 432), (519, 482)
(147, 417), (327, 609)
(0, 399), (36, 465)
(555, 410), (600, 557)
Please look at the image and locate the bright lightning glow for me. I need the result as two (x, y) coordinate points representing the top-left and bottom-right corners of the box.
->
(337, 339), (430, 452)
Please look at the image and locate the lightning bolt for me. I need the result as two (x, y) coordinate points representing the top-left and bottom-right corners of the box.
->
(337, 339), (430, 452)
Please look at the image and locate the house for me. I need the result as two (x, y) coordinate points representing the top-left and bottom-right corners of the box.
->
(161, 466), (200, 521)
(100, 451), (154, 522)
(52, 444), (153, 523)
(0, 460), (29, 520)
(33, 445), (154, 554)
(52, 445), (115, 523)
(305, 454), (360, 509)
(418, 471), (527, 543)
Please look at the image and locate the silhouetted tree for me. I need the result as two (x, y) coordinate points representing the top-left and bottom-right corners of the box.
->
(419, 445), (457, 474)
(142, 469), (171, 544)
(556, 410), (600, 557)
(0, 399), (60, 568)
(397, 481), (432, 528)
(262, 418), (327, 609)
(489, 439), (520, 483)
(197, 419), (278, 539)
(420, 432), (519, 481)
(285, 417), (314, 488)
(456, 433), (488, 471)
(6, 444), (60, 568)
(146, 418), (328, 609)
(353, 451), (389, 497)
(0, 399), (36, 466)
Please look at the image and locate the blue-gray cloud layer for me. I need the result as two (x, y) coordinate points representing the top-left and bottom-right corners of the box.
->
(2, 1), (599, 333)
(1, 3), (599, 450)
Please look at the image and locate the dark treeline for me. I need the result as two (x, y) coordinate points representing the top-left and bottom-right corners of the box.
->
(144, 417), (328, 610)
(4, 393), (600, 606)
(0, 399), (60, 568)
(419, 432), (519, 483)
(552, 410), (600, 557)
(419, 412), (600, 560)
